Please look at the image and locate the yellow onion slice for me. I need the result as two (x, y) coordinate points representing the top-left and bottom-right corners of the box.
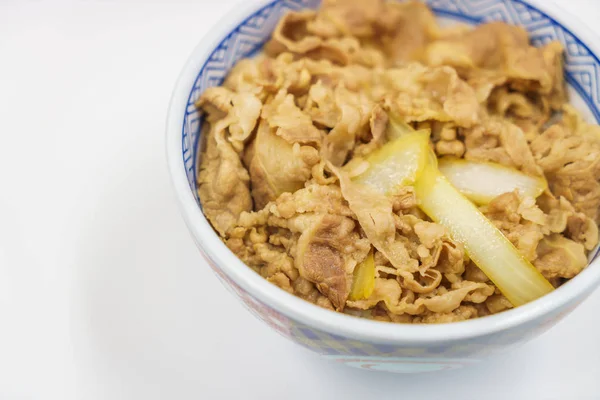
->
(414, 156), (554, 306)
(349, 250), (375, 301)
(386, 114), (415, 141)
(438, 157), (547, 204)
(353, 130), (430, 195)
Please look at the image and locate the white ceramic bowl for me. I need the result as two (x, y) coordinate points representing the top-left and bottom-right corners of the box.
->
(167, 0), (600, 373)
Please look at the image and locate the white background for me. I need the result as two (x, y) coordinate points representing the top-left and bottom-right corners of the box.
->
(1, 0), (600, 399)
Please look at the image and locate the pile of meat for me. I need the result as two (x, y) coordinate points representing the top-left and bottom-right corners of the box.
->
(196, 0), (600, 323)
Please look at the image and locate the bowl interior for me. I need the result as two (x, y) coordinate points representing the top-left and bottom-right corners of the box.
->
(182, 0), (600, 262)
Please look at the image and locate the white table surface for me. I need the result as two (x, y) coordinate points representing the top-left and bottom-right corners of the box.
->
(2, 0), (600, 399)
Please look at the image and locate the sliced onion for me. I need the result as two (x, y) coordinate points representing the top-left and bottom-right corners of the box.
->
(438, 157), (547, 204)
(353, 129), (430, 195)
(415, 159), (554, 306)
(349, 250), (375, 301)
(386, 114), (415, 141)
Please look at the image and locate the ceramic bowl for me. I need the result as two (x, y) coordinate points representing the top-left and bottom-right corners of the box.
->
(166, 0), (600, 373)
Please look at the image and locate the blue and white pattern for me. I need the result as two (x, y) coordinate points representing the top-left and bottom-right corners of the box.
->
(181, 0), (600, 372)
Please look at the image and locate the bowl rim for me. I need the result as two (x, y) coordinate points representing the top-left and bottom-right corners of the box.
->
(166, 0), (600, 344)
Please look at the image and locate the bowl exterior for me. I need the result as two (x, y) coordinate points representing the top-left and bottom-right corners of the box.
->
(173, 0), (600, 373)
(196, 240), (592, 373)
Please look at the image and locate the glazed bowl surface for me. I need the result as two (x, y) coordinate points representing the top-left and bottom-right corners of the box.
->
(166, 0), (600, 373)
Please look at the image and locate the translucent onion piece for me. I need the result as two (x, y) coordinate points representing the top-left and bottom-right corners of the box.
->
(414, 160), (554, 306)
(353, 130), (430, 195)
(349, 250), (375, 301)
(438, 157), (547, 204)
(386, 114), (415, 141)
